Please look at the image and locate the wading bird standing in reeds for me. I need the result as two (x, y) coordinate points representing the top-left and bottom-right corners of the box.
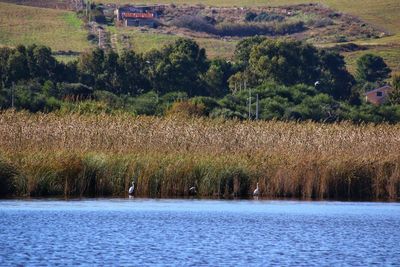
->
(253, 183), (260, 197)
(129, 181), (135, 195)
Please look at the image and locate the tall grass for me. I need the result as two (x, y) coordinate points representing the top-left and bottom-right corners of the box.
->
(0, 110), (399, 200)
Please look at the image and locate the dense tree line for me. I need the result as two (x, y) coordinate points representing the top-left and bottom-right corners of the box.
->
(0, 38), (398, 122)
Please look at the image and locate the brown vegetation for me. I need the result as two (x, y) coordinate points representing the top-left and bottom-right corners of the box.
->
(0, 111), (399, 200)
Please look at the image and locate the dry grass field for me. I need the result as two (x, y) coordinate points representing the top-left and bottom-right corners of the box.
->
(1, 111), (399, 200)
(0, 2), (90, 52)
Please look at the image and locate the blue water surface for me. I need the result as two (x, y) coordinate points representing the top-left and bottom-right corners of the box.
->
(0, 199), (399, 266)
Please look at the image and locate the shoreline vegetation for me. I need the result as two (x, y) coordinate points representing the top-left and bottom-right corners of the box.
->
(0, 111), (399, 201)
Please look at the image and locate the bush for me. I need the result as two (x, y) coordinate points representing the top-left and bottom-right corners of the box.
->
(171, 16), (216, 34)
(93, 90), (123, 108)
(245, 12), (257, 22)
(245, 12), (284, 22)
(313, 18), (334, 28)
(253, 12), (285, 22)
(58, 83), (93, 99)
(166, 101), (205, 117)
(171, 16), (304, 37)
(0, 159), (17, 196)
(191, 96), (220, 115)
(128, 91), (159, 115)
(216, 21), (305, 37)
(210, 108), (244, 119)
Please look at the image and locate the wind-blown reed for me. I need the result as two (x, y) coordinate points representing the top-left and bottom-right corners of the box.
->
(0, 110), (399, 200)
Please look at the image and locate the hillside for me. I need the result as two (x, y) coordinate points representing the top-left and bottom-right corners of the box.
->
(106, 0), (400, 34)
(0, 1), (90, 52)
(106, 1), (400, 72)
(0, 0), (399, 72)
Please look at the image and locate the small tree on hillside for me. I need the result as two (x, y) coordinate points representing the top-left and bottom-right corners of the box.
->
(389, 73), (400, 104)
(355, 54), (391, 84)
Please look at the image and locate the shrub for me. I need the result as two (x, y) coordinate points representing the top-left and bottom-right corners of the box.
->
(58, 83), (93, 99)
(170, 16), (216, 34)
(166, 101), (205, 117)
(245, 12), (257, 22)
(0, 159), (17, 196)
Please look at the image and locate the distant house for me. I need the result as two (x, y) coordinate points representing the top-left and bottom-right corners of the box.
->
(115, 5), (160, 28)
(365, 85), (393, 105)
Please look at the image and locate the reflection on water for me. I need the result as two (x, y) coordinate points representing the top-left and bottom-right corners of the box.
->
(0, 199), (399, 266)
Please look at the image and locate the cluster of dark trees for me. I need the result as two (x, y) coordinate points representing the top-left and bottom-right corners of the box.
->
(0, 37), (399, 122)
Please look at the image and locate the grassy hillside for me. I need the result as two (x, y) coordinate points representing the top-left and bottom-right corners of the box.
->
(109, 26), (237, 58)
(0, 2), (90, 52)
(105, 0), (400, 71)
(0, 0), (398, 70)
(107, 0), (400, 34)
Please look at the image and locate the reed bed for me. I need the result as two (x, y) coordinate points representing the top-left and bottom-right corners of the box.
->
(0, 110), (399, 200)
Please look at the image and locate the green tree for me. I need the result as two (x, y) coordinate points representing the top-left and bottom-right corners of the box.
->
(355, 54), (391, 83)
(203, 59), (234, 97)
(0, 47), (12, 88)
(234, 36), (266, 69)
(27, 45), (57, 81)
(102, 50), (119, 92)
(77, 48), (105, 89)
(145, 38), (208, 96)
(249, 39), (320, 86)
(389, 73), (400, 104)
(117, 50), (148, 95)
(318, 50), (355, 100)
(7, 45), (29, 84)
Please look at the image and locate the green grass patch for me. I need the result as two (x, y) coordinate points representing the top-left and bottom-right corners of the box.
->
(344, 45), (400, 74)
(110, 27), (236, 58)
(0, 2), (90, 52)
(54, 55), (79, 63)
(62, 13), (82, 28)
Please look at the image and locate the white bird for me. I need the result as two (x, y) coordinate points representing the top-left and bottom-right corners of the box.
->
(128, 181), (135, 195)
(253, 183), (260, 196)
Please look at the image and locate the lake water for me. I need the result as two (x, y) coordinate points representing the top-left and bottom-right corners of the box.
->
(0, 199), (399, 266)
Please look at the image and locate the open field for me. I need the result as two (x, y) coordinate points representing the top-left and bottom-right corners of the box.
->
(1, 111), (399, 200)
(344, 44), (400, 74)
(109, 26), (237, 58)
(0, 2), (90, 52)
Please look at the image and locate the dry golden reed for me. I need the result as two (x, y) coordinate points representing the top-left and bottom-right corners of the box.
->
(0, 110), (399, 200)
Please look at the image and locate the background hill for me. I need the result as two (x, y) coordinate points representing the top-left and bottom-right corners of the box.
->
(0, 0), (399, 72)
